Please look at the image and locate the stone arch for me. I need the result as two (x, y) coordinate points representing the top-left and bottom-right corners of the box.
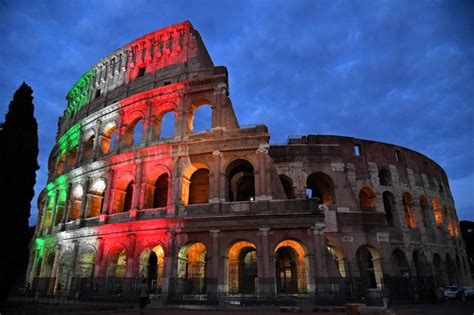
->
(419, 195), (430, 223)
(153, 173), (169, 208)
(402, 192), (416, 228)
(227, 240), (258, 295)
(76, 245), (96, 277)
(433, 253), (445, 286)
(100, 121), (118, 154)
(114, 172), (135, 213)
(226, 159), (255, 202)
(392, 249), (409, 276)
(177, 242), (207, 294)
(382, 191), (395, 226)
(279, 174), (295, 199)
(87, 179), (106, 217)
(182, 162), (210, 205)
(327, 245), (346, 277)
(356, 245), (383, 288)
(81, 130), (95, 162)
(306, 172), (335, 205)
(359, 187), (376, 211)
(105, 246), (128, 278)
(412, 249), (430, 277)
(188, 97), (214, 133)
(138, 244), (165, 293)
(432, 199), (443, 226)
(274, 239), (308, 294)
(378, 168), (392, 186)
(123, 112), (145, 147)
(68, 184), (83, 221)
(57, 250), (74, 290)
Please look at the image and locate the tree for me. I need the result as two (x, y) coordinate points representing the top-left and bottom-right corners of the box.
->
(0, 82), (39, 301)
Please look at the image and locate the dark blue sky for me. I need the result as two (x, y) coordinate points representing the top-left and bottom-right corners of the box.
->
(0, 0), (473, 225)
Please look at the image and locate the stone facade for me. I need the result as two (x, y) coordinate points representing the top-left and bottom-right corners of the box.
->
(27, 21), (471, 302)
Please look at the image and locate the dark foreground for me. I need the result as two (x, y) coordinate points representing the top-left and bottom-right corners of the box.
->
(1, 300), (474, 315)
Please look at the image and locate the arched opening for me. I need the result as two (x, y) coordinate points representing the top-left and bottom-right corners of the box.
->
(191, 104), (212, 133)
(356, 245), (383, 289)
(279, 175), (295, 199)
(181, 163), (209, 206)
(82, 134), (95, 161)
(57, 152), (66, 175)
(359, 187), (376, 211)
(402, 192), (416, 228)
(133, 119), (143, 145)
(87, 179), (106, 218)
(327, 245), (346, 277)
(138, 245), (165, 294)
(55, 190), (67, 225)
(157, 111), (175, 139)
(306, 172), (335, 205)
(419, 195), (429, 224)
(413, 250), (429, 277)
(378, 168), (392, 186)
(57, 252), (73, 290)
(433, 253), (445, 286)
(100, 123), (117, 154)
(122, 118), (143, 147)
(68, 185), (83, 221)
(432, 199), (443, 226)
(393, 249), (409, 277)
(76, 250), (96, 277)
(66, 148), (77, 168)
(227, 241), (258, 295)
(189, 169), (209, 204)
(227, 160), (255, 202)
(123, 180), (134, 212)
(446, 254), (458, 284)
(177, 243), (207, 294)
(153, 174), (169, 208)
(106, 250), (127, 278)
(275, 240), (308, 294)
(382, 191), (395, 226)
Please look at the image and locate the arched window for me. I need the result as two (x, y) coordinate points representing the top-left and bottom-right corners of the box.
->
(419, 195), (429, 224)
(138, 245), (165, 293)
(356, 245), (383, 289)
(87, 179), (106, 218)
(56, 153), (66, 175)
(82, 134), (95, 161)
(123, 180), (134, 212)
(393, 249), (409, 277)
(177, 242), (207, 295)
(327, 245), (346, 277)
(68, 185), (83, 221)
(279, 175), (295, 199)
(122, 118), (143, 147)
(66, 147), (77, 168)
(100, 123), (117, 154)
(432, 199), (443, 226)
(359, 187), (376, 211)
(402, 192), (416, 228)
(378, 168), (392, 186)
(189, 169), (210, 204)
(226, 160), (255, 202)
(191, 104), (212, 133)
(433, 253), (445, 286)
(153, 173), (169, 208)
(227, 241), (258, 294)
(274, 240), (308, 294)
(133, 119), (143, 145)
(76, 249), (96, 277)
(306, 172), (335, 205)
(413, 250), (429, 277)
(158, 111), (175, 139)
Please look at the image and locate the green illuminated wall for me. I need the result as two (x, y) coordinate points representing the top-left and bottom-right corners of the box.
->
(57, 123), (81, 157)
(66, 69), (94, 116)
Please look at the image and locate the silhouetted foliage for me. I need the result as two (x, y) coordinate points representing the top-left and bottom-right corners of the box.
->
(0, 82), (39, 301)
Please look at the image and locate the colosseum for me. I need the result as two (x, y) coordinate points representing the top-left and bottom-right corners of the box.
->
(27, 21), (471, 304)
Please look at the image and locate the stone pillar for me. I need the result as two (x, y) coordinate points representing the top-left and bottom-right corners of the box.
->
(102, 168), (114, 215)
(125, 234), (137, 277)
(258, 227), (274, 298)
(51, 244), (62, 294)
(68, 240), (80, 290)
(256, 144), (270, 200)
(213, 83), (227, 128)
(161, 230), (176, 302)
(94, 237), (105, 277)
(92, 120), (102, 160)
(209, 230), (220, 302)
(62, 183), (73, 224)
(132, 160), (143, 210)
(210, 151), (222, 203)
(312, 223), (327, 278)
(80, 178), (90, 219)
(75, 131), (84, 168)
(51, 189), (62, 227)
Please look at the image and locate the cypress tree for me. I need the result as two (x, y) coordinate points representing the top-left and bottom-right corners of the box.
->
(0, 82), (39, 301)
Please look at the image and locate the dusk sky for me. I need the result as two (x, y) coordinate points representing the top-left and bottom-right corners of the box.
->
(0, 0), (472, 225)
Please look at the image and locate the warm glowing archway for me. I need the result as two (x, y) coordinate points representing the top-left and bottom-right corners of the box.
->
(274, 240), (308, 294)
(227, 240), (258, 294)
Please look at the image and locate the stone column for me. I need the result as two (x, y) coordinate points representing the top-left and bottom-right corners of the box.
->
(312, 223), (327, 278)
(62, 183), (73, 224)
(132, 159), (143, 210)
(256, 144), (270, 200)
(258, 227), (274, 298)
(213, 83), (227, 128)
(209, 230), (220, 301)
(94, 237), (105, 277)
(75, 131), (84, 168)
(210, 151), (222, 203)
(80, 178), (90, 219)
(125, 234), (137, 277)
(102, 168), (114, 215)
(92, 120), (102, 160)
(68, 240), (80, 290)
(161, 230), (176, 302)
(51, 244), (62, 294)
(51, 189), (62, 227)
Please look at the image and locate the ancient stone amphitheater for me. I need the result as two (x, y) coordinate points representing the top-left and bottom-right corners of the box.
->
(27, 21), (471, 304)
